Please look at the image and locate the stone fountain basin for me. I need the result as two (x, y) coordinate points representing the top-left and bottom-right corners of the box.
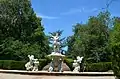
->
(48, 53), (65, 57)
(0, 70), (114, 76)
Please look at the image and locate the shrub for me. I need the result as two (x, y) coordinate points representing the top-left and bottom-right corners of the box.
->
(64, 58), (74, 71)
(2, 60), (14, 70)
(0, 60), (3, 69)
(10, 61), (26, 70)
(38, 59), (51, 70)
(64, 58), (112, 72)
(86, 62), (112, 72)
(0, 59), (50, 70)
(112, 55), (120, 78)
(0, 60), (26, 70)
(0, 59), (112, 72)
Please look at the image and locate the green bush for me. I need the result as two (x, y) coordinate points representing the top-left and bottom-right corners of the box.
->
(0, 60), (26, 70)
(0, 60), (3, 69)
(2, 60), (14, 70)
(64, 58), (112, 72)
(64, 58), (74, 71)
(0, 59), (112, 72)
(38, 59), (51, 70)
(10, 61), (26, 70)
(86, 62), (112, 72)
(0, 59), (50, 70)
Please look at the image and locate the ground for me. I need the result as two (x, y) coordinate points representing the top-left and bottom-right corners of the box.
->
(0, 73), (115, 79)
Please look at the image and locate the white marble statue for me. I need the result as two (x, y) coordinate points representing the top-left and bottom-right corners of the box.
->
(32, 59), (39, 71)
(58, 58), (63, 72)
(48, 32), (64, 72)
(73, 60), (80, 72)
(77, 56), (83, 63)
(48, 59), (54, 72)
(48, 65), (54, 72)
(25, 55), (39, 71)
(25, 55), (34, 71)
(73, 56), (84, 72)
(51, 33), (60, 53)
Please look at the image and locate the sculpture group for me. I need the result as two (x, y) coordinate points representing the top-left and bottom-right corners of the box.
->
(25, 32), (84, 72)
(48, 32), (64, 72)
(25, 55), (39, 71)
(73, 56), (84, 72)
(51, 33), (60, 53)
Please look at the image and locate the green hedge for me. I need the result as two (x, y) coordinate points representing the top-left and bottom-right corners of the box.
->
(64, 58), (112, 72)
(38, 59), (51, 70)
(0, 59), (50, 70)
(0, 59), (112, 72)
(64, 58), (74, 71)
(0, 60), (26, 70)
(86, 62), (112, 72)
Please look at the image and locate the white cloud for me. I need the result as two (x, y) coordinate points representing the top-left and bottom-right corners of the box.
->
(37, 13), (59, 20)
(111, 13), (120, 17)
(61, 8), (98, 15)
(84, 8), (98, 12)
(61, 8), (82, 15)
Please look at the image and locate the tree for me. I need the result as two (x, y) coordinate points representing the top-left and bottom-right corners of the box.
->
(86, 11), (111, 62)
(0, 0), (49, 60)
(0, 0), (44, 43)
(67, 24), (88, 59)
(67, 11), (111, 62)
(110, 17), (120, 78)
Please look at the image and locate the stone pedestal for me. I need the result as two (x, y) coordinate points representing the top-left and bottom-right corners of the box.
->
(48, 53), (65, 72)
(42, 63), (70, 71)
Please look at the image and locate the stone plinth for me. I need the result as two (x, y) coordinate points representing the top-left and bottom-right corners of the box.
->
(43, 53), (70, 72)
(0, 70), (114, 76)
(48, 53), (65, 72)
(48, 52), (65, 57)
(42, 63), (71, 71)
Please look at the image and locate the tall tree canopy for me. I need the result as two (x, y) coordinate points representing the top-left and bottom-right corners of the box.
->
(0, 0), (49, 60)
(110, 17), (120, 78)
(67, 11), (112, 62)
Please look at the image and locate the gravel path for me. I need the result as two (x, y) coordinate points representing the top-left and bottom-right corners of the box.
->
(0, 73), (115, 79)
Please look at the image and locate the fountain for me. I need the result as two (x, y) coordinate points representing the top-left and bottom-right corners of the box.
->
(0, 31), (114, 77)
(43, 32), (70, 72)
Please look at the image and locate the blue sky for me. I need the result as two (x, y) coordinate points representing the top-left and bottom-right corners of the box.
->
(31, 0), (120, 37)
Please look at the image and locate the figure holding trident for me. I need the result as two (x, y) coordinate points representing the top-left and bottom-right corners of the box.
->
(51, 33), (61, 53)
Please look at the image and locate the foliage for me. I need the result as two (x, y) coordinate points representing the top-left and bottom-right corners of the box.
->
(64, 58), (74, 71)
(0, 59), (49, 70)
(86, 62), (112, 72)
(0, 0), (119, 75)
(64, 58), (112, 72)
(0, 0), (43, 42)
(67, 11), (112, 62)
(0, 0), (49, 60)
(0, 60), (26, 70)
(0, 37), (48, 60)
(110, 17), (120, 78)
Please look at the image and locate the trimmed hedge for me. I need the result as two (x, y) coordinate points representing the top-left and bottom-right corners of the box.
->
(0, 60), (26, 70)
(86, 62), (112, 72)
(64, 58), (112, 72)
(64, 58), (74, 71)
(38, 59), (51, 70)
(0, 59), (50, 70)
(0, 59), (112, 72)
